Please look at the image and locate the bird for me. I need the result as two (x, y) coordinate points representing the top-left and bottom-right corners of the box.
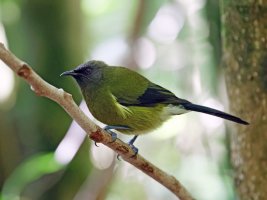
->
(61, 60), (249, 155)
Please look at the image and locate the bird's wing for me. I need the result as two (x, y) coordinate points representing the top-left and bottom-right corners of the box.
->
(104, 67), (189, 107)
(116, 83), (190, 107)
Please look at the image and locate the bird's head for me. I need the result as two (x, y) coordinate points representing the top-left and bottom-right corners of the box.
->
(61, 60), (107, 87)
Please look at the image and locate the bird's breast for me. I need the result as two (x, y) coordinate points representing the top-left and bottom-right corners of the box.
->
(82, 88), (130, 125)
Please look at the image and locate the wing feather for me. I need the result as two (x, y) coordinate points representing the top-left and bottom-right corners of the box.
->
(117, 83), (190, 107)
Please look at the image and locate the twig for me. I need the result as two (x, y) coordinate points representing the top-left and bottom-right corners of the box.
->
(0, 43), (195, 200)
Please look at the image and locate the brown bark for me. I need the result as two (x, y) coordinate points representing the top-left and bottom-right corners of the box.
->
(221, 1), (267, 199)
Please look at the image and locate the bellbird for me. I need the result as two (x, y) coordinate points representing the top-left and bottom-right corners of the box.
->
(61, 60), (248, 154)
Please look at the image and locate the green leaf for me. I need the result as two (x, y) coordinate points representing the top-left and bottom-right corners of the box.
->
(1, 153), (64, 200)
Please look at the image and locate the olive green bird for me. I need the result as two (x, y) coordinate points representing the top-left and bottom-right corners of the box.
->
(61, 60), (248, 154)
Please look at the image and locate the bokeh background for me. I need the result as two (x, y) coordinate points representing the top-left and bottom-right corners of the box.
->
(0, 0), (236, 199)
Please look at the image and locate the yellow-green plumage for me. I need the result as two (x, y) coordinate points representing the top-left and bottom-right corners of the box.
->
(61, 60), (248, 139)
(81, 66), (170, 135)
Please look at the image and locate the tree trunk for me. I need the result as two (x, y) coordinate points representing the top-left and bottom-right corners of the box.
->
(221, 1), (267, 199)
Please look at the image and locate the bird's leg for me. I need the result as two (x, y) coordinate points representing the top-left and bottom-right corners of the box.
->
(128, 135), (139, 157)
(115, 135), (139, 160)
(103, 125), (138, 159)
(104, 125), (130, 143)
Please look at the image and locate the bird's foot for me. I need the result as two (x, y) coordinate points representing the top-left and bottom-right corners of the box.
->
(104, 125), (130, 143)
(104, 127), (117, 143)
(128, 143), (139, 157)
(128, 135), (139, 157)
(117, 142), (138, 160)
(104, 126), (138, 159)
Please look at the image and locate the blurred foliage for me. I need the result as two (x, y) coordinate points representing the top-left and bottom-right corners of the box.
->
(2, 153), (63, 200)
(0, 0), (236, 200)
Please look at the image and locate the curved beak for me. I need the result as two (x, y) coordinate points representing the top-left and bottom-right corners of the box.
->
(60, 70), (78, 77)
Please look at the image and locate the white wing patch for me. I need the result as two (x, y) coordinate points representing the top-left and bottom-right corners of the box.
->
(160, 104), (189, 120)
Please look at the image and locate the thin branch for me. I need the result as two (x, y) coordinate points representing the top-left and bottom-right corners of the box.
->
(0, 43), (195, 200)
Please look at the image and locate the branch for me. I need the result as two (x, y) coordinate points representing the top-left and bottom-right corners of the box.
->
(0, 43), (195, 200)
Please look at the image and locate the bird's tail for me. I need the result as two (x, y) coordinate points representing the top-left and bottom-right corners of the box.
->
(181, 103), (249, 125)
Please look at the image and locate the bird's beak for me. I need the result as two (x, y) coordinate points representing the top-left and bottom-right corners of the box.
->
(60, 70), (78, 77)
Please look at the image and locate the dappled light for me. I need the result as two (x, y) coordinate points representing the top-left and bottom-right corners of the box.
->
(0, 24), (14, 105)
(90, 143), (115, 170)
(0, 0), (239, 199)
(133, 37), (156, 69)
(90, 37), (129, 65)
(148, 4), (184, 44)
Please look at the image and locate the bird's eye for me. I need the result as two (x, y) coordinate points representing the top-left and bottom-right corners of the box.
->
(76, 67), (92, 75)
(85, 68), (92, 75)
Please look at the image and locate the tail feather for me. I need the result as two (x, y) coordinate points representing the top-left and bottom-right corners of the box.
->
(182, 103), (249, 125)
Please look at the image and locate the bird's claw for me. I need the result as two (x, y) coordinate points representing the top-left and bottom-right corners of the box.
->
(116, 154), (121, 161)
(128, 143), (139, 158)
(109, 131), (117, 143)
(116, 144), (138, 160)
(104, 127), (118, 143)
(103, 126), (138, 158)
(127, 135), (138, 157)
(94, 141), (99, 147)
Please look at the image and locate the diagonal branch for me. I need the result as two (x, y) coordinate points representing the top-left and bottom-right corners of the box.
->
(0, 43), (195, 200)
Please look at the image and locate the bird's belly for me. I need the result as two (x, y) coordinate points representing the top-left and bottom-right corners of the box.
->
(121, 105), (169, 135)
(99, 105), (170, 135)
(87, 99), (169, 135)
(83, 88), (183, 135)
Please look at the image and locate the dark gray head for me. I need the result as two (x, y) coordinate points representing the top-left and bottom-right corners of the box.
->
(61, 60), (108, 87)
